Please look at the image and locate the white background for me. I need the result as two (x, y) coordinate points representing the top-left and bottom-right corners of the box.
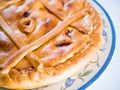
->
(87, 0), (120, 90)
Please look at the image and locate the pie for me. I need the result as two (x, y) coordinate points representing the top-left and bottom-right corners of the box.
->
(0, 0), (103, 89)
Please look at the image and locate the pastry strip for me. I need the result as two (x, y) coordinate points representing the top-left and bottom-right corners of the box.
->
(0, 16), (25, 48)
(0, 0), (21, 11)
(0, 11), (87, 74)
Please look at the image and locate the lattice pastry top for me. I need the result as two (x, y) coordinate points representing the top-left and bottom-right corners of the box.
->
(0, 0), (102, 89)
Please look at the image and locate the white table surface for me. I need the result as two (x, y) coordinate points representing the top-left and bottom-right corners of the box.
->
(87, 0), (120, 90)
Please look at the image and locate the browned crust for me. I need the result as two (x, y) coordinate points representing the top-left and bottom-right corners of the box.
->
(0, 10), (87, 74)
(39, 0), (86, 19)
(0, 0), (103, 89)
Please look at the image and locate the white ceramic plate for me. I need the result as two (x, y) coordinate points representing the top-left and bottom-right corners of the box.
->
(0, 0), (116, 90)
(33, 0), (116, 90)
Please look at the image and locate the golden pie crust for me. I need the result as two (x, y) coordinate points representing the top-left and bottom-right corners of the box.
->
(0, 0), (103, 89)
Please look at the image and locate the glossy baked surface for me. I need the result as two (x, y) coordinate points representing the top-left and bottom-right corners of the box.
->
(0, 0), (102, 89)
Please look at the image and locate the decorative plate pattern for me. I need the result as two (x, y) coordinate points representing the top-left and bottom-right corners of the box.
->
(0, 0), (116, 90)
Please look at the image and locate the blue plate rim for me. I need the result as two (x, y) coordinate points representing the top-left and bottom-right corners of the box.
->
(78, 0), (116, 90)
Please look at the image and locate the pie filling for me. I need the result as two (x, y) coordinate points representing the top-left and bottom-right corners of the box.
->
(0, 0), (102, 89)
(33, 27), (90, 67)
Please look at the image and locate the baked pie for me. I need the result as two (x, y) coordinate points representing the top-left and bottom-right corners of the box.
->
(0, 0), (103, 89)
